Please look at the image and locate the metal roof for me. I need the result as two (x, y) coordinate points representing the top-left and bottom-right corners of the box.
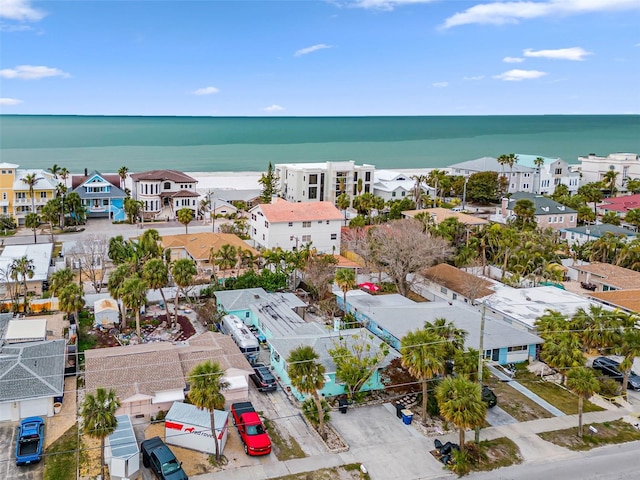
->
(4, 319), (47, 344)
(108, 415), (139, 460)
(166, 401), (228, 430)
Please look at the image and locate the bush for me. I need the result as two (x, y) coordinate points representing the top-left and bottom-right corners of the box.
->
(301, 398), (331, 427)
(450, 449), (472, 476)
(0, 214), (17, 230)
(598, 377), (622, 397)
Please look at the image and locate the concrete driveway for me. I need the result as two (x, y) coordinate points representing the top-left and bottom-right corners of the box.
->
(0, 423), (44, 480)
(329, 404), (451, 480)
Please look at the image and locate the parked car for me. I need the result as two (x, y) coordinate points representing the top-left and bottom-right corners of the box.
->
(230, 402), (272, 456)
(592, 356), (640, 390)
(15, 417), (45, 466)
(250, 364), (277, 392)
(141, 436), (188, 480)
(482, 385), (497, 408)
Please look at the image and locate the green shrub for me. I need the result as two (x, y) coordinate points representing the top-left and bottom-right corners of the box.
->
(301, 398), (331, 427)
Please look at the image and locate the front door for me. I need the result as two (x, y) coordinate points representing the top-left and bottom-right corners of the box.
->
(491, 349), (500, 362)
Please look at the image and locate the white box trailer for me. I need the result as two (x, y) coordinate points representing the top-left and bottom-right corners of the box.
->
(165, 402), (229, 454)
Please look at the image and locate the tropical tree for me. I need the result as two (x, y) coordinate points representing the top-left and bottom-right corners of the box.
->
(578, 183), (604, 219)
(9, 256), (35, 312)
(436, 376), (487, 451)
(602, 169), (619, 197)
(566, 367), (599, 438)
(143, 258), (171, 320)
(624, 209), (640, 229)
(426, 318), (467, 370)
(287, 346), (327, 440)
(81, 388), (120, 479)
(211, 244), (237, 283)
(121, 277), (147, 336)
(427, 169), (447, 205)
(512, 198), (536, 229)
(21, 172), (42, 213)
(540, 332), (584, 385)
(400, 328), (445, 423)
(616, 319), (640, 392)
(107, 264), (130, 327)
(171, 258), (197, 326)
(59, 167), (70, 185)
(118, 166), (129, 190)
(602, 211), (621, 226)
(59, 283), (85, 323)
(534, 156), (545, 192)
(47, 163), (61, 178)
(334, 268), (356, 312)
(65, 192), (86, 225)
(187, 361), (229, 460)
(466, 171), (500, 204)
(572, 305), (622, 353)
(626, 178), (640, 194)
(24, 212), (40, 244)
(50, 268), (75, 298)
(123, 197), (142, 223)
(41, 200), (59, 242)
(411, 174), (428, 209)
(336, 193), (350, 225)
(177, 207), (194, 234)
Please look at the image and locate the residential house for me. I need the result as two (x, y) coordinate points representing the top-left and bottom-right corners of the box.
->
(372, 170), (434, 204)
(215, 288), (306, 324)
(597, 193), (640, 218)
(0, 339), (66, 421)
(448, 156), (536, 194)
(578, 152), (640, 191)
(588, 289), (640, 315)
(560, 224), (637, 247)
(342, 291), (542, 365)
(275, 161), (375, 204)
(491, 193), (577, 230)
(84, 332), (254, 418)
(401, 207), (488, 227)
(130, 170), (199, 220)
(516, 154), (580, 195)
(0, 243), (53, 301)
(249, 198), (343, 253)
(71, 171), (126, 221)
(569, 262), (640, 292)
(0, 162), (59, 225)
(419, 263), (496, 304)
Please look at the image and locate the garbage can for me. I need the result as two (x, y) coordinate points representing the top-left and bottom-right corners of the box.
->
(401, 409), (413, 425)
(338, 399), (348, 414)
(395, 403), (404, 419)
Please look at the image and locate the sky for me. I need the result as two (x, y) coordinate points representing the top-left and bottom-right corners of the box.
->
(1, 0), (639, 116)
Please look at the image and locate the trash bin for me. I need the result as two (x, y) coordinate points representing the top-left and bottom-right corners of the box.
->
(401, 409), (413, 425)
(338, 399), (348, 414)
(395, 403), (404, 419)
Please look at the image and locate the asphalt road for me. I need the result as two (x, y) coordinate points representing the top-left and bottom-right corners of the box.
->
(0, 423), (43, 480)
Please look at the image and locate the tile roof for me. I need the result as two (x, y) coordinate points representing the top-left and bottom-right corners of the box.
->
(130, 170), (197, 183)
(163, 190), (200, 198)
(0, 340), (65, 402)
(422, 264), (495, 299)
(402, 208), (488, 226)
(598, 194), (640, 213)
(161, 232), (258, 261)
(253, 199), (343, 223)
(589, 289), (640, 314)
(571, 262), (640, 290)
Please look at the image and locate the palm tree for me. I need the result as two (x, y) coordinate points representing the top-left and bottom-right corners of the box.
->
(410, 174), (428, 209)
(336, 193), (350, 225)
(578, 182), (604, 220)
(572, 305), (622, 353)
(617, 319), (640, 392)
(540, 332), (584, 385)
(9, 256), (35, 313)
(47, 164), (61, 178)
(21, 172), (43, 213)
(107, 264), (130, 328)
(188, 361), (229, 460)
(41, 201), (59, 242)
(212, 244), (237, 282)
(24, 212), (40, 244)
(143, 258), (171, 320)
(436, 376), (487, 451)
(602, 169), (619, 197)
(334, 268), (356, 313)
(171, 259), (197, 327)
(118, 166), (129, 190)
(50, 268), (74, 298)
(426, 318), (467, 371)
(566, 367), (599, 438)
(59, 167), (70, 186)
(65, 192), (86, 225)
(177, 207), (194, 234)
(81, 387), (120, 479)
(121, 277), (147, 336)
(287, 346), (327, 440)
(59, 283), (84, 324)
(123, 197), (142, 224)
(400, 328), (445, 423)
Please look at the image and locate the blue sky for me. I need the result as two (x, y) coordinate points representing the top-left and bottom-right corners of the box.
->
(1, 0), (639, 116)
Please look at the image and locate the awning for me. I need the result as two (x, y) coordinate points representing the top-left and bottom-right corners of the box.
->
(152, 390), (185, 404)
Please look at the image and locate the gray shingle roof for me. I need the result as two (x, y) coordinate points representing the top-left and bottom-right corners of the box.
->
(215, 288), (270, 312)
(449, 157), (535, 173)
(508, 192), (577, 216)
(72, 171), (127, 200)
(562, 224), (637, 238)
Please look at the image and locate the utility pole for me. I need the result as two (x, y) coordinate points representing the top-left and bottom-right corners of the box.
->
(475, 300), (486, 444)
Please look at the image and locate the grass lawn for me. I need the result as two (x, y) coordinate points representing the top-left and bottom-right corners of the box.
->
(262, 417), (306, 461)
(485, 375), (553, 422)
(473, 437), (523, 472)
(539, 419), (640, 451)
(516, 369), (604, 415)
(268, 463), (370, 480)
(43, 425), (78, 480)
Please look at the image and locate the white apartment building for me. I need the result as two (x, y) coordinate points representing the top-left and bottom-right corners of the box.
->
(516, 155), (580, 195)
(578, 153), (640, 191)
(130, 169), (199, 219)
(448, 157), (536, 194)
(249, 199), (343, 253)
(275, 161), (375, 204)
(373, 170), (435, 204)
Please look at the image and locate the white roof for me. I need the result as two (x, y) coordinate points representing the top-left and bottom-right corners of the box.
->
(0, 243), (53, 282)
(4, 318), (47, 343)
(94, 298), (119, 313)
(166, 401), (228, 430)
(0, 162), (19, 169)
(108, 415), (139, 460)
(13, 169), (59, 191)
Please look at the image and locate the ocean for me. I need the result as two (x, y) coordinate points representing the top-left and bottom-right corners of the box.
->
(1, 115), (638, 173)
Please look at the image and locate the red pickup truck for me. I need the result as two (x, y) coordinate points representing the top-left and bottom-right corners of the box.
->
(230, 402), (271, 456)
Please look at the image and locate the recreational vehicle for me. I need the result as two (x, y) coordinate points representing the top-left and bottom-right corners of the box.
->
(219, 315), (260, 363)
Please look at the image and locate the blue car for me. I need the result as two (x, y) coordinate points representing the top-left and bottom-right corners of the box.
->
(16, 417), (45, 466)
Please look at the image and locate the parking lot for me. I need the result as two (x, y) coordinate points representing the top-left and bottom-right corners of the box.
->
(0, 423), (43, 480)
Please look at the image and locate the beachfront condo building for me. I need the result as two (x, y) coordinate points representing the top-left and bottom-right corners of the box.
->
(0, 162), (60, 226)
(130, 169), (199, 220)
(249, 198), (343, 254)
(275, 161), (375, 205)
(578, 153), (640, 193)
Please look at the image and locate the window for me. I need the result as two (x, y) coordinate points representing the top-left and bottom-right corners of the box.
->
(264, 221), (269, 228)
(548, 217), (552, 223)
(440, 287), (448, 294)
(364, 184), (370, 193)
(570, 215), (574, 222)
(559, 216), (563, 223)
(555, 168), (562, 175)
(262, 234), (265, 240)
(553, 216), (557, 223)
(290, 235), (294, 241)
(452, 293), (457, 300)
(401, 191), (405, 197)
(331, 233), (337, 240)
(302, 221), (311, 228)
(309, 174), (318, 184)
(308, 187), (318, 199)
(392, 192), (396, 197)
(365, 172), (371, 181)
(302, 235), (311, 242)
(164, 182), (171, 190)
(508, 345), (527, 352)
(40, 192), (47, 198)
(288, 222), (293, 227)
(523, 184), (529, 189)
(318, 220), (322, 224)
(2, 193), (5, 200)
(554, 178), (561, 185)
(326, 220), (330, 224)
(246, 311), (250, 318)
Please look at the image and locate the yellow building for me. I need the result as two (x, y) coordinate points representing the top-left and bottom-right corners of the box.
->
(0, 163), (59, 225)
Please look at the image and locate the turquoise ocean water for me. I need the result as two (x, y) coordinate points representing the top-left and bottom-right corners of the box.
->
(1, 115), (638, 173)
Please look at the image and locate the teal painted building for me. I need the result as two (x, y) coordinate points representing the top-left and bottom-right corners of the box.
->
(71, 171), (127, 221)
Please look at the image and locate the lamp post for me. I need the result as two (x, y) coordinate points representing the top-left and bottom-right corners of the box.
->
(462, 176), (470, 211)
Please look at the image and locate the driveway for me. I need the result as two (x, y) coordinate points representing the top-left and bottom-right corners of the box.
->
(0, 423), (44, 480)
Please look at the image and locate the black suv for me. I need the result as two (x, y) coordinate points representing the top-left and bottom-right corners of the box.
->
(592, 356), (640, 390)
(482, 385), (497, 408)
(251, 364), (277, 392)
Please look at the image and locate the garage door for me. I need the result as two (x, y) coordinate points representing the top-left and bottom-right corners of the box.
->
(19, 398), (49, 419)
(0, 402), (12, 421)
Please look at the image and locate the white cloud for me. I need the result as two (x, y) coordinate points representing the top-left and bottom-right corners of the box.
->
(432, 82), (448, 88)
(0, 23), (33, 32)
(0, 65), (69, 80)
(264, 104), (285, 112)
(192, 86), (220, 95)
(0, 97), (23, 105)
(348, 0), (437, 10)
(442, 0), (640, 29)
(294, 44), (332, 57)
(493, 69), (547, 81)
(463, 75), (485, 81)
(523, 47), (592, 61)
(0, 0), (46, 21)
(503, 56), (524, 63)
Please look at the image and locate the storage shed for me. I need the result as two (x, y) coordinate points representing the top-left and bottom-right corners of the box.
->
(165, 402), (229, 454)
(105, 415), (140, 480)
(94, 298), (120, 326)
